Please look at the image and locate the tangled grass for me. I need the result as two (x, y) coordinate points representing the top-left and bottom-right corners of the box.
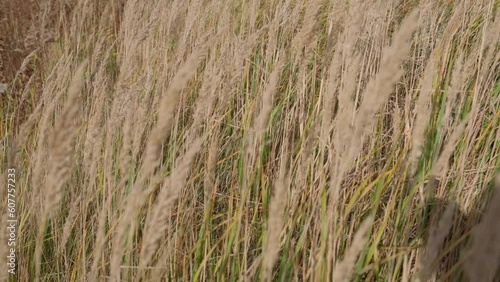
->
(1, 0), (499, 281)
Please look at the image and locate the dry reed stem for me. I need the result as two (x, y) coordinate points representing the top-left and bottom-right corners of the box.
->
(59, 196), (81, 255)
(328, 8), (420, 219)
(332, 216), (374, 282)
(255, 53), (284, 140)
(424, 118), (468, 198)
(261, 147), (289, 282)
(320, 48), (341, 146)
(243, 52), (284, 191)
(324, 9), (419, 278)
(143, 50), (204, 176)
(83, 46), (113, 177)
(204, 132), (220, 207)
(417, 202), (456, 281)
(292, 0), (322, 54)
(31, 57), (73, 206)
(443, 54), (463, 131)
(35, 59), (88, 281)
(110, 50), (205, 280)
(89, 196), (111, 282)
(44, 59), (87, 216)
(409, 51), (437, 174)
(139, 135), (205, 268)
(347, 9), (419, 166)
(464, 175), (500, 282)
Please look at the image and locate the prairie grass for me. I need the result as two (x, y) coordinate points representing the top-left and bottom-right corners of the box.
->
(1, 0), (500, 281)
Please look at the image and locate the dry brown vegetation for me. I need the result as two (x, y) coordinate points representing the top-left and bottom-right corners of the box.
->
(1, 0), (500, 281)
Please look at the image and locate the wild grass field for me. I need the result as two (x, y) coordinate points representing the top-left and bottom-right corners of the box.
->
(1, 0), (499, 281)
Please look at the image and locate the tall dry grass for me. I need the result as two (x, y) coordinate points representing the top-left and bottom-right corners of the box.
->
(1, 0), (500, 281)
